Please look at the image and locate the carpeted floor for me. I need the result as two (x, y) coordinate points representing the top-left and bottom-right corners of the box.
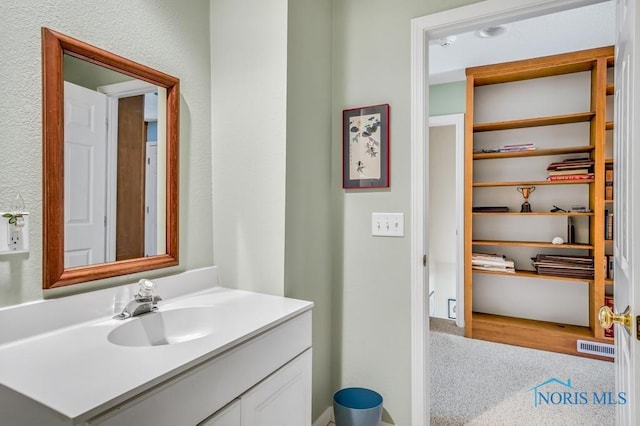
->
(430, 318), (615, 425)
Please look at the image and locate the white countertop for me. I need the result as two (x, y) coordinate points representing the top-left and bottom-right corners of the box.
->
(0, 284), (312, 421)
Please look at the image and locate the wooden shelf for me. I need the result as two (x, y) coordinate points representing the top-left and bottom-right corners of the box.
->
(471, 313), (611, 360)
(465, 47), (615, 360)
(605, 278), (614, 285)
(473, 145), (594, 160)
(472, 268), (592, 283)
(473, 179), (593, 187)
(473, 240), (593, 249)
(473, 211), (594, 216)
(473, 112), (595, 133)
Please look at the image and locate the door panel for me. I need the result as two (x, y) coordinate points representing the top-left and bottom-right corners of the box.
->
(613, 0), (638, 424)
(116, 95), (146, 260)
(64, 81), (108, 267)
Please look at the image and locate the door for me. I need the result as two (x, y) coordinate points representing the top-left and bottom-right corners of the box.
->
(611, 0), (639, 424)
(116, 95), (146, 260)
(63, 81), (108, 267)
(241, 350), (312, 426)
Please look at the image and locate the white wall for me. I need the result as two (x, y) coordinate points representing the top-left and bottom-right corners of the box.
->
(211, 0), (288, 296)
(429, 125), (457, 320)
(0, 0), (213, 305)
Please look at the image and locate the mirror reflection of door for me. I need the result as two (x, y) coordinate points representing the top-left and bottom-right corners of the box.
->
(63, 81), (108, 267)
(116, 94), (145, 261)
(63, 54), (163, 267)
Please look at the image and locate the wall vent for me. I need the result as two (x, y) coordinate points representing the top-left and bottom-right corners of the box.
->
(577, 340), (615, 358)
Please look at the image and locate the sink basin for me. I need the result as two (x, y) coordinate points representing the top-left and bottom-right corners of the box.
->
(107, 307), (221, 347)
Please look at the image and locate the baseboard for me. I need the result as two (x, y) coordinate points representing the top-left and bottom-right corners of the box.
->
(312, 406), (333, 426)
(312, 406), (393, 426)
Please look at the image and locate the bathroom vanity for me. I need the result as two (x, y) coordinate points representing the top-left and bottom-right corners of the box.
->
(0, 268), (313, 425)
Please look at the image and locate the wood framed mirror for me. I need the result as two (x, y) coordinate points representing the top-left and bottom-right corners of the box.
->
(42, 28), (179, 289)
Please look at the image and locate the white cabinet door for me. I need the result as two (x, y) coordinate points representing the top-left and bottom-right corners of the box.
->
(199, 399), (241, 426)
(241, 349), (312, 426)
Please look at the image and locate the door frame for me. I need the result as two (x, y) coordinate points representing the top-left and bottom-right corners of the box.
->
(410, 1), (611, 424)
(428, 113), (465, 327)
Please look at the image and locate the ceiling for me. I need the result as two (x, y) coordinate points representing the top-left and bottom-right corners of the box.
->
(428, 1), (616, 85)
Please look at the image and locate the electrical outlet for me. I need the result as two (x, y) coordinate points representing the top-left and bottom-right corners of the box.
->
(9, 226), (22, 251)
(448, 299), (457, 319)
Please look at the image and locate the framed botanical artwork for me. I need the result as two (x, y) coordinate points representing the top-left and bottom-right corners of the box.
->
(342, 104), (390, 189)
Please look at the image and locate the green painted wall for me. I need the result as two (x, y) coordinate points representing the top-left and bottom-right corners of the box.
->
(0, 0), (213, 305)
(430, 81), (467, 116)
(285, 0), (334, 419)
(331, 1), (481, 424)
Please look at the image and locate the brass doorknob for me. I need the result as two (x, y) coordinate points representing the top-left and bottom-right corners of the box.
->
(598, 305), (632, 331)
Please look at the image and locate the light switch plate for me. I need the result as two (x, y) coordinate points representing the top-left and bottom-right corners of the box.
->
(371, 212), (404, 237)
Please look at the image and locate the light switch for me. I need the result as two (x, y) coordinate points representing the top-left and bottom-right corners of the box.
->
(372, 212), (404, 237)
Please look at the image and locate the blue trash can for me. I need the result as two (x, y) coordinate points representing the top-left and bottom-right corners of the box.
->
(333, 387), (383, 426)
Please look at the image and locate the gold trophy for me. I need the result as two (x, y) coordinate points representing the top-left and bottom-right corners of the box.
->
(517, 186), (536, 213)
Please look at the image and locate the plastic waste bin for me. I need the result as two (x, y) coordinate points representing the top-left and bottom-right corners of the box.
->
(333, 387), (383, 426)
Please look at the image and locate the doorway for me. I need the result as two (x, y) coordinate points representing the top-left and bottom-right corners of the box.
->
(410, 1), (616, 424)
(428, 114), (464, 326)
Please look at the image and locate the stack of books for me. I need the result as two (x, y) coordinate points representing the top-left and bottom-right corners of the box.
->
(473, 143), (536, 154)
(546, 158), (594, 181)
(531, 254), (594, 279)
(472, 252), (515, 273)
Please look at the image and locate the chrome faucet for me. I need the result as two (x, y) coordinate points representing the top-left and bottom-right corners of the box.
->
(113, 279), (162, 320)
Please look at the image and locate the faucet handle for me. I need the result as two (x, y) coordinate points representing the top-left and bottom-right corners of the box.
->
(137, 279), (157, 298)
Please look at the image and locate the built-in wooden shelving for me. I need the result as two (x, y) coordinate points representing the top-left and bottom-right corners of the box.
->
(465, 46), (615, 360)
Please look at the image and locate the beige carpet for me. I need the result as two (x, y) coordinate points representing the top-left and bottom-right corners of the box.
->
(430, 318), (615, 425)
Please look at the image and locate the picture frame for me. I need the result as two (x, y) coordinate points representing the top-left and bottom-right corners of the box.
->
(342, 104), (390, 189)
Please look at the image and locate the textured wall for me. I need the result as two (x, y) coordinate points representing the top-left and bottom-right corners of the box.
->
(0, 0), (213, 305)
(331, 1), (482, 424)
(210, 0), (288, 296)
(285, 0), (333, 419)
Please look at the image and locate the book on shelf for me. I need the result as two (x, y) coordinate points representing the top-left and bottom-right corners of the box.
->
(547, 157), (594, 170)
(472, 252), (515, 273)
(604, 295), (615, 338)
(472, 265), (516, 273)
(609, 255), (614, 279)
(604, 210), (614, 240)
(605, 254), (614, 279)
(548, 168), (590, 176)
(472, 258), (516, 268)
(531, 254), (594, 279)
(605, 167), (614, 199)
(473, 143), (536, 154)
(472, 206), (510, 212)
(547, 173), (594, 181)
